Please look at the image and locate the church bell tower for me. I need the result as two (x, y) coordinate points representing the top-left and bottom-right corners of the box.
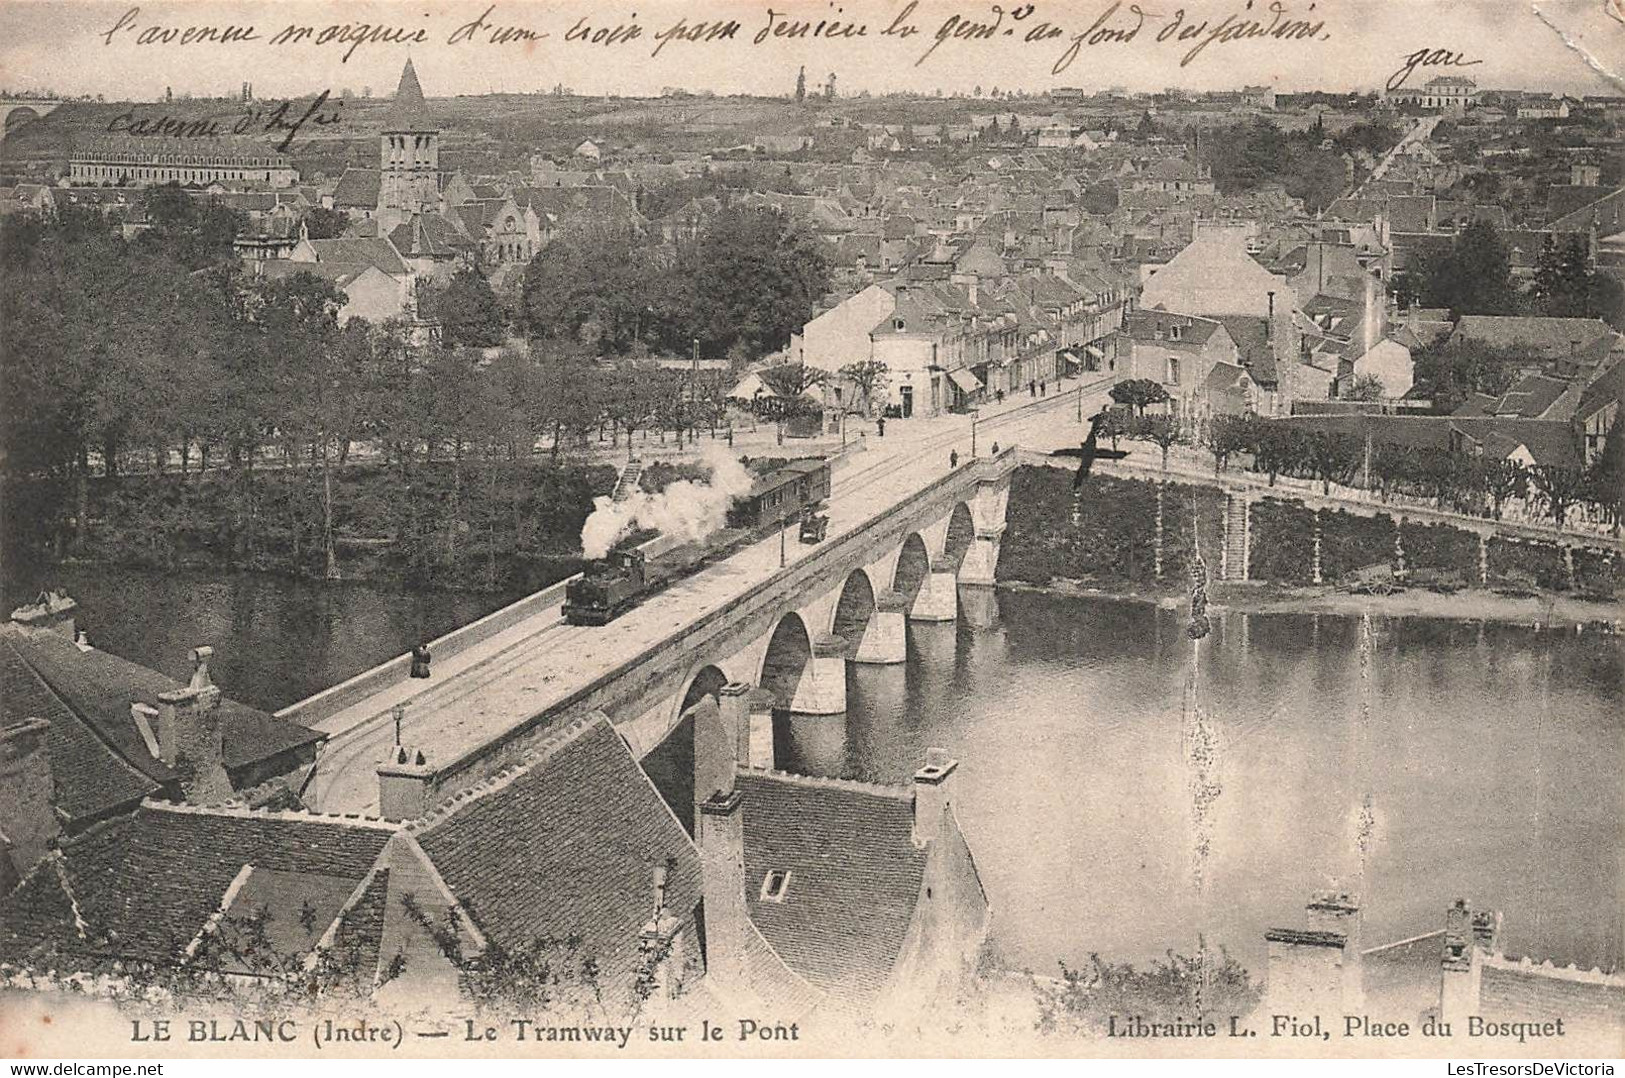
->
(378, 59), (439, 228)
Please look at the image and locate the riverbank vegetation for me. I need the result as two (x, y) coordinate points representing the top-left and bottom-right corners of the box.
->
(1000, 465), (1624, 601)
(2, 190), (831, 588)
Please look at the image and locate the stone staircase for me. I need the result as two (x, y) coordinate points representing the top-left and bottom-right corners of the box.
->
(612, 460), (644, 503)
(1221, 494), (1250, 582)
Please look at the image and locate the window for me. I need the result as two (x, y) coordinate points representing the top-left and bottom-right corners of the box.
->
(1167, 357), (1181, 385)
(1169, 324), (1183, 341)
(761, 870), (792, 902)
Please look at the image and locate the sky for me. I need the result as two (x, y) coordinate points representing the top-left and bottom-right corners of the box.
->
(0, 0), (1620, 102)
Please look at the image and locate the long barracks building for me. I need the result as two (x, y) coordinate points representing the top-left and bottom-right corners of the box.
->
(69, 137), (297, 188)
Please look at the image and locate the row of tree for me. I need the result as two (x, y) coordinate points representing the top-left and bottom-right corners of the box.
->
(1197, 413), (1623, 531)
(1094, 404), (1622, 533)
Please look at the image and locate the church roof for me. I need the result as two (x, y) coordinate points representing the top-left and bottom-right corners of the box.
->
(381, 59), (435, 132)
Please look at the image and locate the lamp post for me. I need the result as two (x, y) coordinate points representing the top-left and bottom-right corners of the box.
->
(392, 703), (405, 747)
(780, 518), (787, 568)
(971, 404), (980, 457)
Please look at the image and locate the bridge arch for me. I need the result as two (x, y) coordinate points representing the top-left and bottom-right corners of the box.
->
(673, 662), (730, 728)
(757, 612), (813, 710)
(940, 502), (975, 574)
(893, 533), (931, 605)
(830, 568), (876, 656)
(4, 106), (40, 134)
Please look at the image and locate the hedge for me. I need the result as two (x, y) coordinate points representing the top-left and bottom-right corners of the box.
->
(1487, 536), (1570, 591)
(1400, 519), (1484, 577)
(1572, 547), (1624, 596)
(1319, 509), (1398, 583)
(1248, 498), (1316, 585)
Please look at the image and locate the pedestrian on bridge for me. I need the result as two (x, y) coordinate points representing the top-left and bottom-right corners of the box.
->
(1028, 380), (1036, 398)
(950, 450), (959, 468)
(990, 441), (999, 456)
(411, 641), (432, 679)
(1040, 380), (1047, 397)
(877, 416), (886, 438)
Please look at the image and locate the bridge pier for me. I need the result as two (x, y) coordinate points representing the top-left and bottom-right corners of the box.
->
(780, 710), (848, 778)
(910, 572), (959, 622)
(787, 633), (848, 715)
(853, 589), (908, 664)
(956, 524), (1005, 587)
(959, 585), (1000, 629)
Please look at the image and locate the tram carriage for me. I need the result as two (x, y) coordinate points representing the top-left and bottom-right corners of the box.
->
(725, 459), (832, 530)
(566, 458), (834, 626)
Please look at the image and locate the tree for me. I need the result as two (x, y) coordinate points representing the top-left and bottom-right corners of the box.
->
(1206, 414), (1251, 476)
(1417, 220), (1516, 316)
(424, 266), (508, 349)
(795, 66), (806, 103)
(1410, 339), (1523, 413)
(1477, 457), (1528, 520)
(520, 222), (654, 353)
(1346, 373), (1386, 401)
(1130, 413), (1181, 470)
(301, 206), (351, 240)
(838, 359), (888, 416)
(1303, 430), (1362, 495)
(251, 271), (361, 578)
(136, 183), (245, 270)
(759, 362), (827, 399)
(670, 206), (831, 358)
(1109, 378), (1171, 416)
(1529, 463), (1587, 530)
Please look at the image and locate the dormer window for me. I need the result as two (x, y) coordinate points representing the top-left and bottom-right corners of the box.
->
(895, 318), (907, 331)
(1169, 325), (1183, 341)
(760, 870), (792, 903)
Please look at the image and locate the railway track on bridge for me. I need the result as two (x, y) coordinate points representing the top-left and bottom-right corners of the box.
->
(310, 382), (1104, 810)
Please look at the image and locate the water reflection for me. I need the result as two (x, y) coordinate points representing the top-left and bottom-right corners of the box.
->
(780, 588), (1625, 979)
(0, 564), (521, 713)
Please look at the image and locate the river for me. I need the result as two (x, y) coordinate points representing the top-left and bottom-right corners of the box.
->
(781, 587), (1624, 979)
(6, 565), (1620, 980)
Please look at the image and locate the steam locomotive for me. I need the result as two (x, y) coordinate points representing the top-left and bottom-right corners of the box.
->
(563, 459), (833, 627)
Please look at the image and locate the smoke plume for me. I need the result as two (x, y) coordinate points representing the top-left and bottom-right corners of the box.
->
(580, 448), (757, 560)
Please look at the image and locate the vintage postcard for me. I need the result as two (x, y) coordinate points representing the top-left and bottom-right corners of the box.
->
(0, 0), (1621, 1063)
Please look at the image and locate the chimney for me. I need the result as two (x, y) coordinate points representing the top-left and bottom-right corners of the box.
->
(1439, 898), (1483, 1027)
(698, 789), (749, 994)
(1471, 908), (1503, 955)
(377, 747), (433, 821)
(913, 747), (958, 846)
(9, 591), (77, 640)
(157, 647), (230, 804)
(637, 863), (688, 1001)
(1306, 890), (1363, 1010)
(0, 718), (59, 886)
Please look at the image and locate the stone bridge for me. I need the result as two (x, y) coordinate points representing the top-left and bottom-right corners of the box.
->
(405, 450), (1017, 809)
(0, 100), (64, 139)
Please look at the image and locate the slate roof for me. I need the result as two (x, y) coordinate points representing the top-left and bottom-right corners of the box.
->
(1450, 316), (1615, 360)
(380, 59), (435, 131)
(734, 770), (927, 1013)
(1123, 308), (1223, 346)
(0, 637), (159, 827)
(412, 716), (702, 1004)
(1213, 315), (1276, 384)
(1489, 373), (1572, 419)
(1576, 357), (1624, 424)
(332, 168), (381, 209)
(0, 804), (393, 968)
(305, 236), (409, 276)
(4, 629), (323, 784)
